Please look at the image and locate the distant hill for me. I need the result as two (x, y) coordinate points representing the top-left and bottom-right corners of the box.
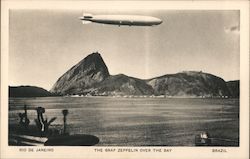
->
(226, 80), (240, 98)
(50, 52), (239, 98)
(95, 74), (154, 96)
(9, 86), (53, 97)
(147, 71), (231, 97)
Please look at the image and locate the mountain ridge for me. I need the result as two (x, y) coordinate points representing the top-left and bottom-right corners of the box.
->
(48, 52), (239, 98)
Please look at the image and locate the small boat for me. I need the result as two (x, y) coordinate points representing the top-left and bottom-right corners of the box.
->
(195, 132), (211, 146)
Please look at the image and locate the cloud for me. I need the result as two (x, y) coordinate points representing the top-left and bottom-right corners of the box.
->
(224, 25), (240, 34)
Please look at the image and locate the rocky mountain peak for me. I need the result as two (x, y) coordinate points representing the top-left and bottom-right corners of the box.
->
(50, 52), (110, 94)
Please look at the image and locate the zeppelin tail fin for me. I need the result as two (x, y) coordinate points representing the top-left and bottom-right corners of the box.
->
(80, 13), (93, 24)
(83, 13), (93, 19)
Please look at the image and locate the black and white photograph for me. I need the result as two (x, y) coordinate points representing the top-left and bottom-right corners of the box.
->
(1, 1), (249, 159)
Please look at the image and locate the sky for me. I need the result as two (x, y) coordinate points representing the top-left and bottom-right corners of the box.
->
(9, 10), (240, 90)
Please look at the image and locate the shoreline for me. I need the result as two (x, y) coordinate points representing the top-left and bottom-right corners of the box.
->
(9, 95), (239, 99)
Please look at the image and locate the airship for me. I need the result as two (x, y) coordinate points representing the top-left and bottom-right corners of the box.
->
(79, 13), (162, 26)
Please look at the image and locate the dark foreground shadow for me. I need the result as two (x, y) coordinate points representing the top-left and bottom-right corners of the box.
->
(9, 124), (99, 146)
(44, 134), (99, 146)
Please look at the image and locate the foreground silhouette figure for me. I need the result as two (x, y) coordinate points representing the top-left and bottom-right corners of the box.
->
(18, 105), (30, 130)
(62, 109), (69, 135)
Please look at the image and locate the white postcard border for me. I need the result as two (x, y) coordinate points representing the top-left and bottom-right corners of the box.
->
(1, 1), (249, 159)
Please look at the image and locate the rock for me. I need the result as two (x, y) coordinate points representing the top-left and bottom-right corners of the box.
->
(50, 52), (110, 95)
